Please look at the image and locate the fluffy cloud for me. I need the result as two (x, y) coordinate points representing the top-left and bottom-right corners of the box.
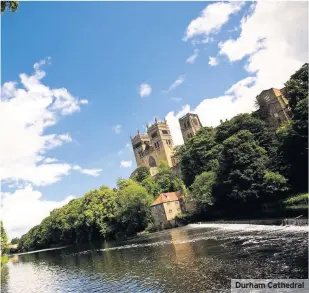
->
(120, 160), (132, 168)
(167, 1), (307, 147)
(163, 75), (185, 93)
(208, 56), (218, 66)
(165, 105), (190, 145)
(183, 1), (244, 42)
(139, 83), (152, 97)
(112, 124), (122, 134)
(0, 58), (100, 187)
(43, 158), (58, 163)
(1, 186), (75, 239)
(219, 1), (308, 90)
(0, 59), (102, 238)
(186, 49), (199, 64)
(72, 165), (102, 177)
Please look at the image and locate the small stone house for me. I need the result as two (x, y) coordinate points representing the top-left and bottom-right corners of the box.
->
(150, 192), (182, 229)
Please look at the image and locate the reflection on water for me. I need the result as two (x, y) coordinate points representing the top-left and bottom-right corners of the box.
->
(2, 224), (308, 293)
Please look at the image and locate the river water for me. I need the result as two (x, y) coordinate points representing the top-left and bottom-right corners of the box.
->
(2, 223), (308, 293)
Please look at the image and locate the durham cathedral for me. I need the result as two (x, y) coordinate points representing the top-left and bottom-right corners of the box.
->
(130, 113), (202, 176)
(130, 86), (290, 176)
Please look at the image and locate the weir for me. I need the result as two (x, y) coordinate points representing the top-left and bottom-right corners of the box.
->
(189, 218), (308, 227)
(281, 217), (308, 226)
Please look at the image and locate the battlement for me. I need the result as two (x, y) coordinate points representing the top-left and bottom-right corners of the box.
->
(131, 133), (149, 143)
(179, 112), (199, 121)
(147, 117), (168, 131)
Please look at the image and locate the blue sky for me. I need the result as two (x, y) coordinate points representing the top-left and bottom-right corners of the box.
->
(1, 1), (307, 238)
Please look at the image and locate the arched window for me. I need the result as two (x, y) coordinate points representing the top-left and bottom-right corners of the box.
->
(149, 156), (157, 167)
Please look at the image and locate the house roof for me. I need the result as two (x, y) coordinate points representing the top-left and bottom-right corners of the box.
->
(151, 192), (181, 206)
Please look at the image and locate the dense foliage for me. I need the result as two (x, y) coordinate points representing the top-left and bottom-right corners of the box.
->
(190, 172), (216, 212)
(129, 167), (150, 183)
(276, 97), (308, 192)
(1, 1), (19, 13)
(284, 63), (308, 110)
(10, 237), (19, 245)
(17, 64), (308, 251)
(1, 221), (8, 255)
(18, 162), (185, 252)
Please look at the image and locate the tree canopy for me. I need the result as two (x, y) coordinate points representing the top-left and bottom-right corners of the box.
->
(130, 166), (150, 183)
(1, 1), (19, 13)
(1, 221), (8, 255)
(190, 171), (216, 212)
(10, 237), (19, 245)
(284, 63), (308, 111)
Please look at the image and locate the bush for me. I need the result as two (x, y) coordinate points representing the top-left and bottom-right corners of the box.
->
(284, 193), (309, 205)
(175, 213), (194, 225)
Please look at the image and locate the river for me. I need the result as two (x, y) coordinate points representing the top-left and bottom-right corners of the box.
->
(2, 223), (308, 292)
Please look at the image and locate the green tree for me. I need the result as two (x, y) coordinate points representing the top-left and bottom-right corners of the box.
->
(284, 63), (308, 111)
(155, 161), (186, 194)
(261, 171), (289, 200)
(215, 113), (278, 162)
(1, 1), (19, 13)
(157, 160), (170, 173)
(10, 237), (19, 245)
(179, 127), (221, 186)
(115, 179), (153, 236)
(276, 98), (308, 192)
(140, 176), (160, 198)
(0, 221), (8, 255)
(190, 171), (216, 212)
(214, 130), (269, 208)
(80, 186), (117, 240)
(130, 166), (150, 183)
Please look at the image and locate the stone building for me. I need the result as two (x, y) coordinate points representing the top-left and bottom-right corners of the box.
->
(256, 88), (291, 128)
(179, 113), (202, 142)
(131, 113), (203, 175)
(150, 192), (182, 229)
(130, 118), (175, 176)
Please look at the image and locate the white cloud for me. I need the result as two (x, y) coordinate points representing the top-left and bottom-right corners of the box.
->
(120, 160), (132, 168)
(208, 56), (218, 66)
(171, 97), (182, 102)
(139, 83), (152, 97)
(218, 1), (307, 89)
(0, 58), (99, 187)
(71, 165), (102, 177)
(43, 158), (58, 163)
(43, 133), (72, 150)
(167, 2), (307, 147)
(186, 49), (199, 64)
(112, 124), (122, 134)
(192, 36), (215, 46)
(78, 168), (102, 177)
(183, 2), (244, 42)
(165, 105), (190, 146)
(1, 186), (75, 239)
(163, 75), (185, 93)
